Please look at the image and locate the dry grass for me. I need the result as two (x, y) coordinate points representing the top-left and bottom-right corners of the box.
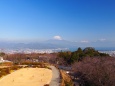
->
(0, 66), (11, 68)
(0, 68), (52, 86)
(0, 62), (13, 66)
(60, 70), (74, 86)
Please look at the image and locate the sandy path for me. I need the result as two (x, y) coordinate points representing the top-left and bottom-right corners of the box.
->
(0, 68), (52, 86)
(50, 66), (60, 86)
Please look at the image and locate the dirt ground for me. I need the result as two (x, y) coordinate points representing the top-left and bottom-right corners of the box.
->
(0, 68), (52, 86)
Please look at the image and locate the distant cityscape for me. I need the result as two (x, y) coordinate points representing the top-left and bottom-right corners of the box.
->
(0, 48), (115, 57)
(99, 51), (115, 57)
(0, 48), (69, 54)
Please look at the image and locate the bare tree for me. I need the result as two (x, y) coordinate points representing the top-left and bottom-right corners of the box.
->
(72, 57), (115, 86)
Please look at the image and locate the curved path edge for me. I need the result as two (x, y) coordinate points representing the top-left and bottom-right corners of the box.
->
(49, 66), (61, 86)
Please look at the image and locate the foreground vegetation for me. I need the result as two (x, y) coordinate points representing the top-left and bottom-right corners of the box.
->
(57, 47), (115, 86)
(58, 47), (109, 65)
(0, 47), (115, 86)
(0, 65), (22, 78)
(72, 57), (115, 86)
(60, 70), (74, 86)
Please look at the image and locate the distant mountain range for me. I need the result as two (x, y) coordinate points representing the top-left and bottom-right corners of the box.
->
(0, 39), (115, 51)
(0, 39), (77, 49)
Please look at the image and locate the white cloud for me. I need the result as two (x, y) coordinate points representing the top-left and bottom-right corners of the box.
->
(53, 36), (62, 40)
(75, 41), (78, 42)
(81, 40), (89, 43)
(99, 38), (106, 41)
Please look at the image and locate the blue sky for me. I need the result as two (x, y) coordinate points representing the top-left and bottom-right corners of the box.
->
(0, 0), (115, 47)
